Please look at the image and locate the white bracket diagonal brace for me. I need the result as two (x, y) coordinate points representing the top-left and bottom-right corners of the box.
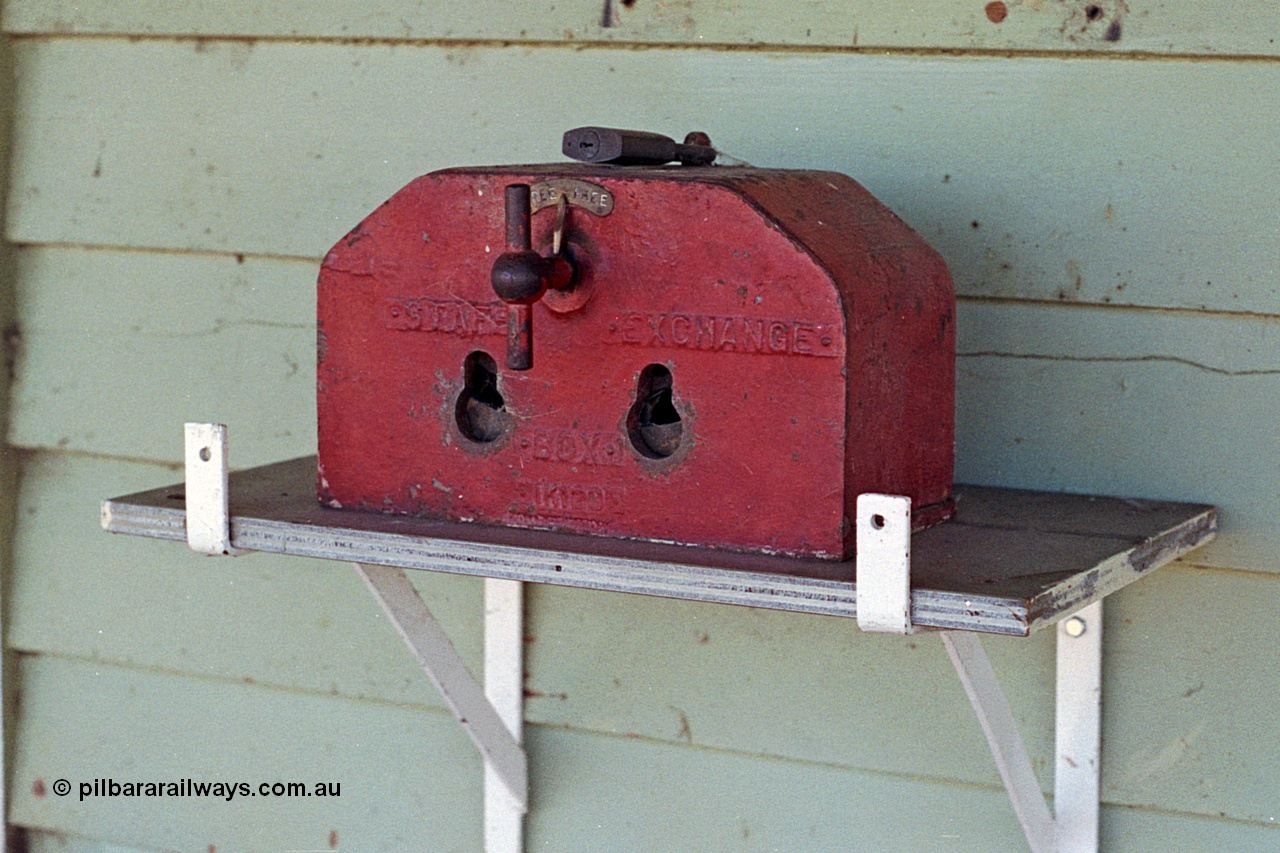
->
(941, 602), (1104, 853)
(356, 563), (528, 818)
(942, 630), (1057, 853)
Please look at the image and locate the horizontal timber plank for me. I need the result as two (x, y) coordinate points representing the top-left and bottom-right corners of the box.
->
(7, 246), (317, 468)
(5, 0), (1280, 57)
(956, 300), (1280, 574)
(17, 657), (1278, 852)
(28, 833), (158, 853)
(1103, 567), (1280, 823)
(9, 655), (482, 852)
(527, 721), (1280, 851)
(5, 41), (1279, 315)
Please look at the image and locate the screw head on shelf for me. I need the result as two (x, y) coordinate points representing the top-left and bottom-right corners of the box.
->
(1063, 616), (1086, 638)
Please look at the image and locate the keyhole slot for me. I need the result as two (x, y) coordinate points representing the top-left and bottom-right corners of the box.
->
(455, 351), (507, 443)
(628, 364), (683, 459)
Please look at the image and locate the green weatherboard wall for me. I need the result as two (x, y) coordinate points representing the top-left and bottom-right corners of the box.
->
(1, 1), (1278, 850)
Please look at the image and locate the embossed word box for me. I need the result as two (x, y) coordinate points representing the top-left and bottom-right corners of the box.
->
(317, 162), (956, 559)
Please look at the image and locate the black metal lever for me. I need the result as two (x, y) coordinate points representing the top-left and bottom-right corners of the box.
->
(490, 185), (574, 371)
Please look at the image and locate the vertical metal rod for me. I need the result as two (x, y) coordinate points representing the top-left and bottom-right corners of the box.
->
(484, 579), (525, 853)
(942, 630), (1057, 853)
(505, 185), (532, 252)
(506, 306), (534, 372)
(502, 184), (535, 371)
(355, 564), (528, 812)
(1055, 601), (1102, 853)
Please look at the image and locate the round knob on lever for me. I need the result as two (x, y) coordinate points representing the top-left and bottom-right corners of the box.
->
(490, 184), (574, 371)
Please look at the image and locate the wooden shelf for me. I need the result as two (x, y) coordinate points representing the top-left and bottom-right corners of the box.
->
(101, 456), (1215, 636)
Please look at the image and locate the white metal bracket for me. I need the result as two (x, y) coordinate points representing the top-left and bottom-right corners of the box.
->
(183, 423), (527, 849)
(942, 601), (1103, 853)
(357, 564), (528, 853)
(855, 493), (913, 633)
(184, 422), (246, 556)
(484, 578), (526, 853)
(853, 489), (1100, 851)
(1054, 602), (1102, 853)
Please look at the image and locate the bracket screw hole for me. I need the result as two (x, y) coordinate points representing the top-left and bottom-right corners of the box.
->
(198, 447), (211, 462)
(870, 513), (886, 530)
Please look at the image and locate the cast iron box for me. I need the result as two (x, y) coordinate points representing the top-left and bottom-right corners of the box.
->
(317, 159), (955, 559)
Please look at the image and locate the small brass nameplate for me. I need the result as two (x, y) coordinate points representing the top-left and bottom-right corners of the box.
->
(530, 180), (615, 216)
